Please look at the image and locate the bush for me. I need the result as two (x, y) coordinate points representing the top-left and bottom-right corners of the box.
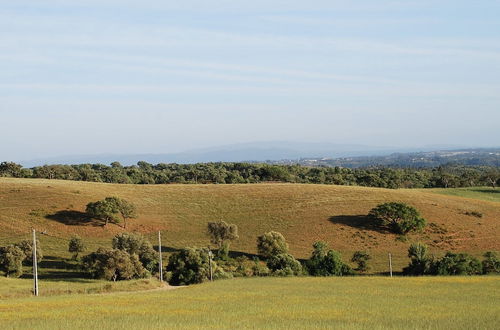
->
(267, 253), (302, 276)
(166, 247), (228, 285)
(369, 202), (426, 234)
(306, 241), (352, 276)
(81, 248), (148, 281)
(112, 233), (158, 273)
(68, 236), (86, 260)
(0, 245), (25, 277)
(482, 251), (500, 274)
(351, 251), (371, 273)
(431, 252), (482, 275)
(403, 243), (431, 275)
(256, 231), (289, 258)
(14, 240), (43, 265)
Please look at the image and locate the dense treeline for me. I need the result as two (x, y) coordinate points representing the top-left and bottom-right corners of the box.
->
(1, 161), (499, 189)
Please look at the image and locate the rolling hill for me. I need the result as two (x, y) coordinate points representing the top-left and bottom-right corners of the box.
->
(0, 178), (498, 272)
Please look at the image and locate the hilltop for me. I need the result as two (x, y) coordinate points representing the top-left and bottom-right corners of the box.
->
(0, 178), (498, 272)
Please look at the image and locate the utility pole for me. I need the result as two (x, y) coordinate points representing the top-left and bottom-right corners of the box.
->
(158, 231), (163, 283)
(388, 253), (393, 278)
(32, 228), (39, 296)
(208, 249), (213, 281)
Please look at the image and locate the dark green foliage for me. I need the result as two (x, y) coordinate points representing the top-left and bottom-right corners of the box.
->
(111, 233), (158, 273)
(85, 197), (136, 227)
(306, 241), (352, 276)
(481, 252), (500, 274)
(403, 243), (431, 275)
(267, 253), (302, 276)
(166, 247), (228, 285)
(9, 160), (499, 189)
(463, 211), (483, 218)
(369, 202), (426, 234)
(207, 221), (238, 259)
(14, 239), (43, 265)
(256, 231), (289, 258)
(81, 248), (148, 281)
(0, 245), (25, 277)
(431, 252), (482, 275)
(351, 251), (371, 272)
(68, 236), (86, 260)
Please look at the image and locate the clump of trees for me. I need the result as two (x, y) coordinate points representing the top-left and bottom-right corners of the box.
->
(256, 231), (302, 276)
(0, 239), (44, 278)
(306, 241), (352, 276)
(207, 221), (238, 259)
(369, 202), (426, 234)
(403, 243), (496, 276)
(3, 160), (499, 189)
(81, 233), (157, 281)
(86, 197), (137, 227)
(257, 231), (289, 258)
(166, 247), (229, 285)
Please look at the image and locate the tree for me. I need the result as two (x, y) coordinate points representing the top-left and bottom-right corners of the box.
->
(207, 221), (238, 258)
(166, 247), (228, 285)
(0, 162), (23, 177)
(482, 251), (500, 274)
(351, 251), (371, 273)
(431, 252), (482, 275)
(369, 202), (426, 234)
(0, 245), (25, 277)
(68, 236), (86, 260)
(14, 240), (43, 265)
(257, 231), (289, 258)
(112, 233), (158, 273)
(482, 169), (499, 189)
(85, 198), (120, 226)
(306, 242), (352, 276)
(267, 253), (302, 276)
(403, 242), (431, 275)
(116, 199), (137, 229)
(81, 248), (148, 281)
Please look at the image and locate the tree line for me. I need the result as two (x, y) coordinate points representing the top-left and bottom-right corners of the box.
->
(1, 161), (499, 189)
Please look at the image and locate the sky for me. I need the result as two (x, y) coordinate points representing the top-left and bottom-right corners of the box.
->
(1, 0), (499, 161)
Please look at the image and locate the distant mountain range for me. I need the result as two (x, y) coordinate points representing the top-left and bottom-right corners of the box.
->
(17, 141), (497, 168)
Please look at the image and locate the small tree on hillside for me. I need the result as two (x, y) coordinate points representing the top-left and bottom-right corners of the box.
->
(403, 242), (431, 275)
(68, 236), (86, 260)
(0, 245), (25, 277)
(116, 199), (137, 229)
(207, 221), (238, 259)
(14, 240), (43, 265)
(256, 231), (289, 258)
(351, 251), (371, 273)
(112, 233), (158, 272)
(369, 202), (426, 234)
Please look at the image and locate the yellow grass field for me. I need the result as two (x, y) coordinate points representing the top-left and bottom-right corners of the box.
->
(0, 178), (499, 273)
(0, 277), (499, 329)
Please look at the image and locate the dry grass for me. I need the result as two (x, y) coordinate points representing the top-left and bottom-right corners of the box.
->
(0, 277), (499, 329)
(1, 178), (499, 273)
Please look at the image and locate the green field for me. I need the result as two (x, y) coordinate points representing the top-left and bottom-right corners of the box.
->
(1, 277), (498, 329)
(427, 187), (500, 203)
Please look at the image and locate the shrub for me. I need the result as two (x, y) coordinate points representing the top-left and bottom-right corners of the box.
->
(251, 257), (270, 277)
(68, 236), (86, 260)
(306, 241), (352, 276)
(351, 251), (371, 273)
(431, 252), (482, 275)
(369, 202), (426, 234)
(403, 242), (431, 275)
(112, 233), (158, 273)
(482, 251), (500, 274)
(14, 240), (43, 265)
(0, 245), (25, 277)
(267, 253), (302, 276)
(81, 248), (148, 281)
(166, 247), (228, 285)
(256, 231), (289, 258)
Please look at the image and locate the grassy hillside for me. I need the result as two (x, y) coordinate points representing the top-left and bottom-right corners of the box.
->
(1, 178), (499, 273)
(426, 187), (500, 203)
(1, 277), (499, 329)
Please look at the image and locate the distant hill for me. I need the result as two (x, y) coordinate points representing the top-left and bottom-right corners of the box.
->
(272, 148), (500, 168)
(18, 141), (467, 167)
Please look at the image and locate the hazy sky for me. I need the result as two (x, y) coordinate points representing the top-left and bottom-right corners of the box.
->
(1, 0), (499, 160)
